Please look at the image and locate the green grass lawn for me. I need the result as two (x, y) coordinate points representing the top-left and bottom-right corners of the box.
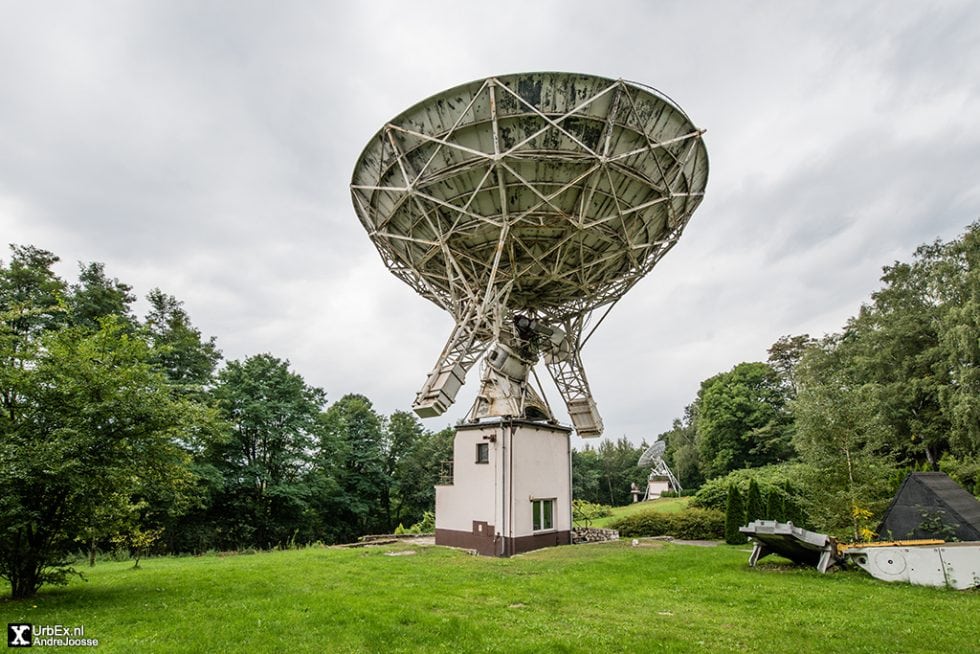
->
(588, 496), (692, 528)
(2, 540), (976, 653)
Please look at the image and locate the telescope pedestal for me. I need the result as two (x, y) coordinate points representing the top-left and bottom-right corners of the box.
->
(434, 419), (572, 556)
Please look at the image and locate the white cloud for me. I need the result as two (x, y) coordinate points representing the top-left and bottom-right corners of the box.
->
(1, 0), (978, 446)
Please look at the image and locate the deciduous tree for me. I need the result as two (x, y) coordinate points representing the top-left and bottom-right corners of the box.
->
(0, 319), (204, 598)
(69, 261), (135, 330)
(696, 362), (793, 479)
(143, 289), (221, 389)
(793, 342), (896, 539)
(389, 415), (453, 528)
(312, 394), (388, 539)
(207, 354), (325, 548)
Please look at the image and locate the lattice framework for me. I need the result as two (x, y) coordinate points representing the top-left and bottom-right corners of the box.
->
(351, 73), (708, 436)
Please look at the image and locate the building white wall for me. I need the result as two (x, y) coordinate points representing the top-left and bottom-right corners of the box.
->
(646, 479), (671, 500)
(435, 420), (571, 542)
(508, 423), (571, 538)
(434, 424), (498, 533)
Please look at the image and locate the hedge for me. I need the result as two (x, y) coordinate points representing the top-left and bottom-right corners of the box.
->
(609, 507), (725, 540)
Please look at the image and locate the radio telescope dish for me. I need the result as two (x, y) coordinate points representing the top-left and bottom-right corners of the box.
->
(638, 440), (667, 468)
(351, 72), (708, 437)
(638, 438), (682, 497)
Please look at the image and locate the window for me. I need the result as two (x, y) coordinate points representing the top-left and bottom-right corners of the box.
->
(532, 499), (554, 531)
(475, 442), (489, 464)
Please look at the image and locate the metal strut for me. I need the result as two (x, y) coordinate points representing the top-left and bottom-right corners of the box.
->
(535, 315), (601, 438)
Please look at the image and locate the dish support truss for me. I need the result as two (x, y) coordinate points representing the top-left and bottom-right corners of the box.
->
(413, 309), (602, 435)
(350, 74), (708, 437)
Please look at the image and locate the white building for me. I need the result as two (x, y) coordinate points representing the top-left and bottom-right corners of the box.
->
(645, 475), (672, 500)
(435, 419), (572, 556)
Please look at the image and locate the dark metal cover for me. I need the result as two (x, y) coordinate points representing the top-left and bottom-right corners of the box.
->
(876, 472), (980, 541)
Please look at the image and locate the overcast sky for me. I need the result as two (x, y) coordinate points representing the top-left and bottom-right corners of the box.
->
(2, 1), (978, 447)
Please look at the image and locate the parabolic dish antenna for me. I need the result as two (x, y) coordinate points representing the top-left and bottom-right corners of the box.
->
(351, 72), (708, 437)
(638, 438), (682, 496)
(638, 440), (667, 468)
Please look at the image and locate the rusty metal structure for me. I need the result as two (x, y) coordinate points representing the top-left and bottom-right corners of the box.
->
(351, 72), (708, 437)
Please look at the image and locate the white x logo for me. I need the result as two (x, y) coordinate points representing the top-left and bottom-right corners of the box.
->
(9, 624), (31, 646)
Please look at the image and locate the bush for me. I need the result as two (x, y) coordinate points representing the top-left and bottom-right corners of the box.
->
(691, 478), (732, 511)
(766, 491), (785, 522)
(939, 455), (980, 496)
(408, 511), (435, 534)
(691, 465), (809, 524)
(609, 508), (724, 540)
(394, 511), (436, 535)
(671, 508), (726, 539)
(609, 510), (671, 537)
(572, 499), (613, 526)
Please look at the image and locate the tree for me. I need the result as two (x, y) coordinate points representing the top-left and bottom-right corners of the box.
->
(765, 489), (785, 521)
(745, 479), (764, 524)
(68, 261), (135, 330)
(696, 362), (794, 479)
(793, 341), (897, 540)
(596, 437), (648, 506)
(312, 394), (388, 540)
(572, 446), (602, 503)
(0, 245), (67, 362)
(0, 245), (67, 338)
(767, 334), (816, 398)
(826, 223), (980, 467)
(724, 485), (746, 544)
(379, 410), (419, 528)
(930, 223), (979, 457)
(207, 354), (325, 549)
(660, 400), (704, 490)
(143, 289), (221, 389)
(0, 319), (203, 598)
(390, 416), (453, 528)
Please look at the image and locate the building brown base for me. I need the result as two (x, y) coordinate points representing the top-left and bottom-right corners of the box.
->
(436, 528), (571, 557)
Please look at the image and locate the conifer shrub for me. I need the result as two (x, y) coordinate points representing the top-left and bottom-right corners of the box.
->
(765, 490), (785, 521)
(725, 484), (747, 544)
(745, 479), (764, 524)
(783, 497), (806, 528)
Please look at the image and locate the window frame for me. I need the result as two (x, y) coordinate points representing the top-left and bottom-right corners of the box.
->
(475, 442), (489, 464)
(531, 498), (555, 532)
